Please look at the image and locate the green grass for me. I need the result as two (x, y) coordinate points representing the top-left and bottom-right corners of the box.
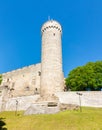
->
(0, 107), (102, 130)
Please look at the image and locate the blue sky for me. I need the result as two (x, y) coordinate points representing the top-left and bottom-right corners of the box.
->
(0, 0), (102, 77)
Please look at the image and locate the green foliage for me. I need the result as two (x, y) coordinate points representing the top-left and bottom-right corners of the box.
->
(0, 74), (2, 85)
(66, 61), (102, 91)
(0, 118), (7, 130)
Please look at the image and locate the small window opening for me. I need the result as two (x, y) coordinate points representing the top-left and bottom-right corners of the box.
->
(38, 71), (41, 76)
(10, 88), (14, 91)
(5, 85), (8, 88)
(53, 33), (55, 36)
(47, 102), (58, 107)
(34, 88), (38, 94)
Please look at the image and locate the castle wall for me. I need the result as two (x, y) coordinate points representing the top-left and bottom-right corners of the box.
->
(0, 63), (41, 97)
(3, 95), (40, 111)
(56, 91), (102, 107)
(0, 91), (102, 111)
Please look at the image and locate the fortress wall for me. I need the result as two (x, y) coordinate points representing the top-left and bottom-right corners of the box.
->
(2, 63), (41, 78)
(56, 91), (102, 107)
(1, 63), (41, 97)
(0, 91), (102, 111)
(2, 95), (40, 111)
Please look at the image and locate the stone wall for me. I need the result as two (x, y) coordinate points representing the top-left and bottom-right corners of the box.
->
(8, 95), (40, 111)
(0, 91), (102, 111)
(0, 63), (41, 97)
(0, 95), (40, 111)
(56, 91), (102, 107)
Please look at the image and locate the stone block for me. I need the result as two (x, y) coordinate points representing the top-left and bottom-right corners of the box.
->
(24, 102), (60, 115)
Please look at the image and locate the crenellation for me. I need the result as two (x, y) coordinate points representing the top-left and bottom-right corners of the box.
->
(0, 20), (101, 113)
(0, 20), (65, 112)
(42, 25), (62, 34)
(40, 20), (64, 100)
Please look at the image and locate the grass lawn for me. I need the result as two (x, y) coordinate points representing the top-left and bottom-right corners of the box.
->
(0, 107), (102, 130)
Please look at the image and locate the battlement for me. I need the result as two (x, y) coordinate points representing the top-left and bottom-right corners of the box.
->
(41, 20), (62, 34)
(0, 20), (64, 113)
(2, 63), (41, 77)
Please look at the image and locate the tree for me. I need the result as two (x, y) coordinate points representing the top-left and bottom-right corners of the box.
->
(65, 61), (102, 91)
(0, 74), (2, 85)
(0, 118), (7, 130)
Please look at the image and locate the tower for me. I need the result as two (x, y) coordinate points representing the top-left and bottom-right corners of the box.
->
(40, 20), (64, 99)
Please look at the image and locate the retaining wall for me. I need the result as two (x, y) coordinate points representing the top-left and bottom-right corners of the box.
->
(0, 91), (102, 111)
(56, 91), (102, 107)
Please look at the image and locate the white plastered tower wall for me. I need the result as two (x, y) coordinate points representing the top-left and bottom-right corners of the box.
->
(40, 20), (64, 97)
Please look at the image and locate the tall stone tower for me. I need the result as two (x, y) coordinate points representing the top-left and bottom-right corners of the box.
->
(40, 20), (64, 99)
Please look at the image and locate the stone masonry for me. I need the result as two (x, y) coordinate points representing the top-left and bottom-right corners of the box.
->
(1, 63), (41, 98)
(0, 20), (101, 113)
(0, 20), (65, 113)
(40, 20), (64, 100)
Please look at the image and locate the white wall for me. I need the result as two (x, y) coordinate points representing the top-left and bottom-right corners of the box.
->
(5, 95), (40, 111)
(0, 91), (102, 111)
(56, 91), (102, 107)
